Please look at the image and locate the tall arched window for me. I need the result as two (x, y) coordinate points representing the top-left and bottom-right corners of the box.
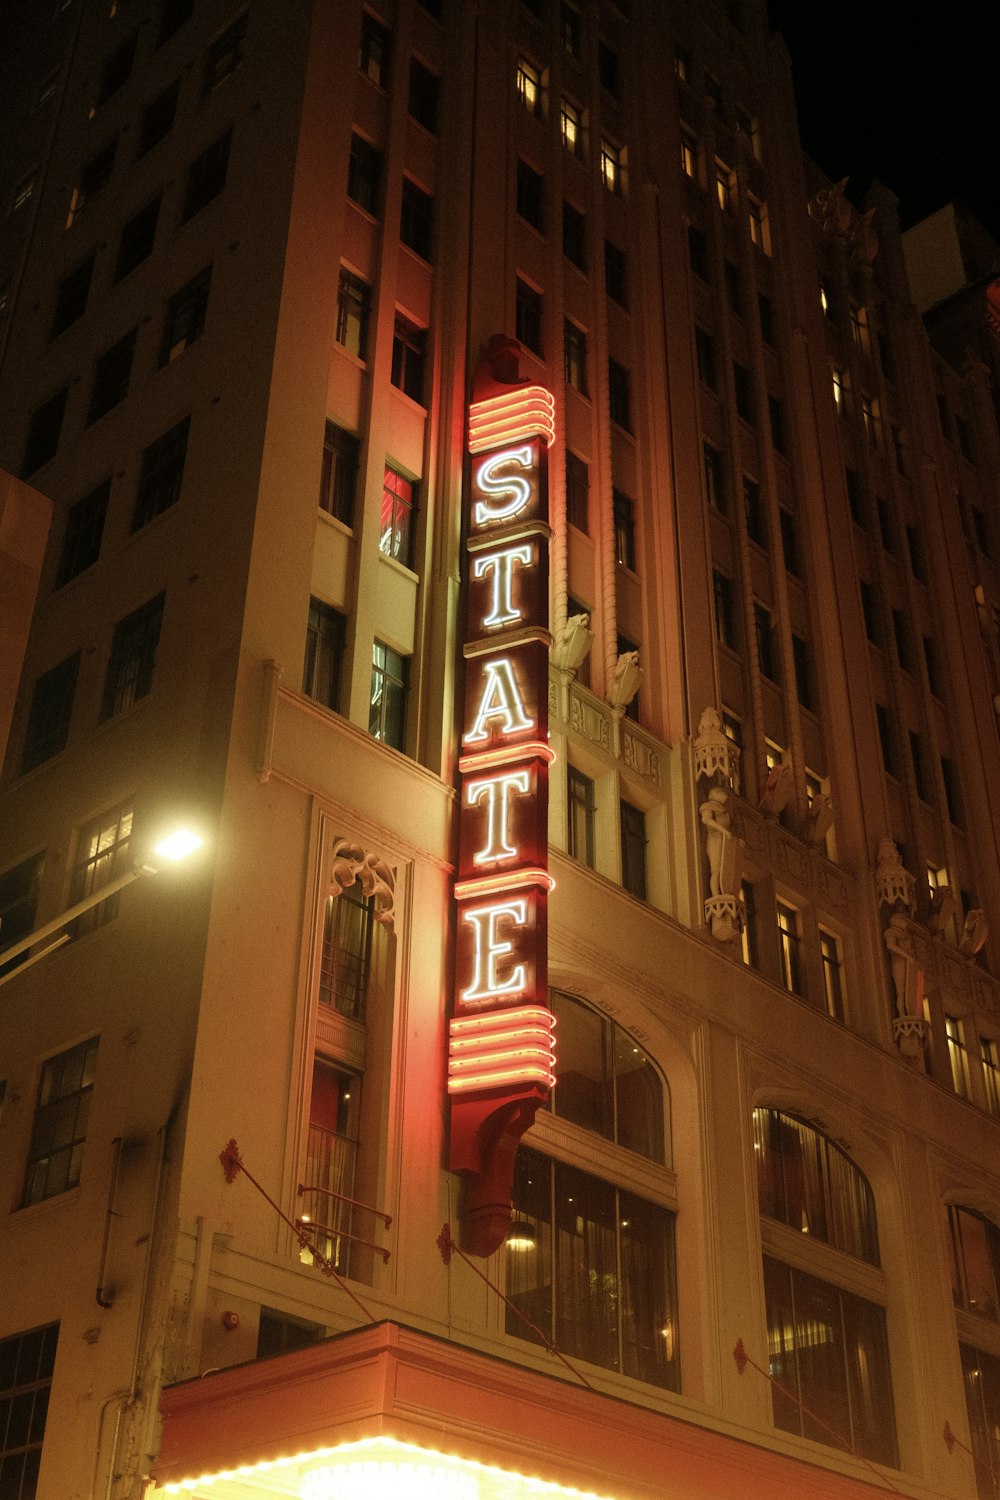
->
(947, 1204), (1000, 1498)
(753, 1108), (897, 1467)
(505, 990), (678, 1390)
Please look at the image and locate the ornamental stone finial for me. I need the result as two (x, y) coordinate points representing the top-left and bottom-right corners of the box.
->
(874, 837), (915, 912)
(331, 838), (396, 928)
(693, 706), (739, 787)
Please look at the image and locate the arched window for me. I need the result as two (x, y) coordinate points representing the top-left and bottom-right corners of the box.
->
(753, 1108), (897, 1467)
(948, 1205), (1000, 1497)
(506, 990), (678, 1390)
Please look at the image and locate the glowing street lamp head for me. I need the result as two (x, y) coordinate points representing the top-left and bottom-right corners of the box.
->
(152, 829), (204, 863)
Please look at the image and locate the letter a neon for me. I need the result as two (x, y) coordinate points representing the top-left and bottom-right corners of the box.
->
(465, 658), (534, 744)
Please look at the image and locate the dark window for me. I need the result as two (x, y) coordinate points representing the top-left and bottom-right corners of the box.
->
(160, 266), (210, 364)
(158, 0), (193, 45)
(563, 202), (586, 269)
(620, 801), (646, 900)
(359, 14), (390, 86)
(51, 256), (95, 338)
(705, 70), (722, 109)
(973, 505), (992, 558)
(408, 59), (439, 132)
(845, 466), (863, 523)
(905, 523), (926, 581)
(792, 634), (812, 710)
(957, 416), (974, 462)
(567, 766), (595, 866)
(348, 135), (382, 215)
(0, 853), (45, 978)
(379, 465), (417, 565)
(22, 388), (68, 476)
(876, 496), (895, 554)
(0, 1322), (59, 1498)
(779, 509), (798, 575)
(713, 570), (735, 648)
(515, 278), (543, 355)
(879, 332), (896, 383)
(257, 1309), (323, 1361)
(335, 271), (370, 358)
(755, 1109), (880, 1260)
(608, 359), (631, 430)
(909, 730), (928, 800)
(560, 3), (581, 55)
(101, 594), (165, 719)
(598, 41), (620, 96)
(320, 884), (374, 1006)
(390, 317), (426, 403)
(319, 422), (359, 526)
(516, 159), (544, 231)
(115, 199), (160, 282)
(613, 488), (635, 569)
(960, 1342), (1000, 1499)
(768, 393), (786, 454)
(70, 803), (132, 936)
(949, 1206), (1000, 1323)
(564, 320), (587, 393)
(21, 655), (80, 774)
(743, 476), (765, 545)
(754, 602), (776, 679)
(303, 1056), (364, 1274)
(695, 327), (716, 389)
(24, 1038), (100, 1205)
(303, 598), (346, 712)
(758, 292), (774, 344)
(203, 12), (247, 94)
(138, 80), (179, 156)
(72, 139), (117, 217)
(875, 703), (897, 775)
(370, 640), (407, 749)
(56, 480), (109, 586)
(860, 580), (880, 645)
(687, 224), (708, 280)
(924, 636), (943, 698)
(508, 1145), (678, 1390)
(96, 37), (135, 106)
(566, 450), (588, 532)
(181, 130), (231, 221)
(941, 755), (964, 828)
(675, 43), (691, 81)
(703, 442), (725, 512)
(819, 930), (844, 1020)
(400, 179), (433, 260)
(776, 901), (803, 993)
(133, 417), (189, 529)
(892, 609), (912, 672)
(604, 240), (627, 306)
(733, 360), (753, 422)
(891, 423), (906, 474)
(724, 260), (742, 315)
(87, 328), (136, 425)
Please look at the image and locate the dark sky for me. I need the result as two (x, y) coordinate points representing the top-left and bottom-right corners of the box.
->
(766, 2), (1000, 242)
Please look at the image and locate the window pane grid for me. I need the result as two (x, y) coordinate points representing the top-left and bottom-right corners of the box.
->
(0, 1322), (59, 1500)
(24, 1039), (99, 1206)
(754, 1109), (879, 1265)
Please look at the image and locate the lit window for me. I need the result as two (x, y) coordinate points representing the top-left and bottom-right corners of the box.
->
(318, 885), (374, 1021)
(946, 1015), (972, 1099)
(747, 196), (768, 251)
(57, 479), (108, 585)
(959, 1343), (1000, 1499)
(160, 266), (211, 364)
(776, 901), (802, 995)
(680, 133), (697, 178)
(715, 162), (731, 212)
(303, 1057), (363, 1275)
(561, 99), (582, 156)
(620, 800), (646, 900)
(516, 57), (541, 116)
(831, 367), (846, 414)
(820, 283), (831, 317)
(21, 655), (80, 775)
(335, 270), (370, 359)
(567, 767), (595, 867)
(981, 1037), (1000, 1117)
(319, 422), (359, 526)
(24, 1039), (100, 1204)
(949, 1205), (1000, 1322)
(0, 1322), (59, 1494)
(600, 138), (621, 194)
(819, 929), (844, 1021)
(369, 640), (407, 749)
(379, 465), (417, 565)
(564, 320), (588, 393)
(722, 710), (744, 794)
(359, 13), (390, 86)
(849, 302), (868, 354)
(303, 599), (346, 713)
(613, 488), (635, 570)
(390, 317), (426, 403)
(101, 595), (164, 719)
(132, 417), (190, 530)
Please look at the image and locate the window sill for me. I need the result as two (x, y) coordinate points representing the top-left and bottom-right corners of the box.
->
(7, 1184), (82, 1225)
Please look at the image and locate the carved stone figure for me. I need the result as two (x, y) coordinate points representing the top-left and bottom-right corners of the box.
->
(550, 613), (594, 674)
(700, 788), (745, 943)
(884, 914), (928, 1065)
(874, 837), (915, 912)
(806, 793), (835, 846)
(331, 838), (396, 928)
(928, 884), (957, 935)
(693, 706), (739, 786)
(606, 650), (641, 711)
(960, 909), (990, 957)
(758, 762), (792, 818)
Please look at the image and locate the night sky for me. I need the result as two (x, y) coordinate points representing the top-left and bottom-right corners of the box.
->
(766, 1), (1000, 243)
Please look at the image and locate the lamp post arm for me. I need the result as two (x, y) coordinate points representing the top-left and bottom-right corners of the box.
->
(0, 865), (150, 978)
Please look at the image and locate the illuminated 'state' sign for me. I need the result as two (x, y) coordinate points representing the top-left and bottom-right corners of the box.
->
(448, 368), (557, 1252)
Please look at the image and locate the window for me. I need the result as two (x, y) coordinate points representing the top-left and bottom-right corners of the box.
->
(704, 70), (722, 110)
(608, 359), (631, 430)
(21, 655), (80, 774)
(0, 1322), (59, 1500)
(303, 1057), (363, 1274)
(408, 59), (439, 132)
(516, 160), (544, 231)
(515, 278), (543, 355)
(675, 44), (690, 82)
(703, 442), (724, 513)
(946, 1016), (972, 1098)
(51, 255), (95, 338)
(695, 327), (716, 390)
(748, 197), (767, 249)
(740, 882), (758, 966)
(715, 163), (731, 213)
(941, 755), (964, 828)
(733, 361), (753, 422)
(981, 1037), (1000, 1116)
(973, 505), (992, 558)
(776, 902), (802, 994)
(369, 640), (407, 749)
(560, 3), (580, 55)
(303, 599), (346, 713)
(101, 594), (164, 719)
(160, 266), (210, 363)
(831, 367), (847, 415)
(257, 1309), (323, 1361)
(875, 703), (897, 776)
(133, 417), (189, 529)
(891, 423), (906, 474)
(754, 602), (776, 680)
(390, 317), (425, 403)
(960, 1344), (1000, 1500)
(860, 580), (880, 645)
(516, 57), (541, 116)
(561, 99), (582, 157)
(319, 423), (358, 526)
(565, 450), (589, 532)
(713, 570), (736, 649)
(924, 635), (943, 698)
(203, 11), (247, 94)
(564, 320), (587, 393)
(768, 393), (786, 453)
(600, 139), (622, 194)
(567, 767), (595, 867)
(620, 801), (646, 900)
(114, 198), (159, 283)
(137, 79), (178, 155)
(335, 270), (370, 359)
(845, 466), (863, 523)
(87, 328), (136, 425)
(0, 854), (45, 978)
(861, 393), (880, 446)
(892, 609), (912, 673)
(318, 882), (375, 1020)
(57, 479), (108, 586)
(69, 139), (117, 221)
(181, 129), (231, 221)
(613, 488), (635, 570)
(877, 496), (896, 554)
(604, 240), (627, 306)
(23, 1039), (99, 1206)
(949, 1206), (1000, 1322)
(680, 132), (697, 179)
(22, 387), (68, 476)
(359, 14), (390, 86)
(957, 415), (974, 462)
(687, 224), (708, 279)
(400, 179), (433, 260)
(754, 1111), (895, 1464)
(598, 41), (619, 96)
(548, 994), (666, 1164)
(779, 508), (798, 575)
(11, 171), (35, 212)
(159, 0), (193, 44)
(849, 302), (868, 354)
(819, 930), (844, 1020)
(909, 731), (929, 801)
(563, 202), (586, 269)
(348, 135), (382, 215)
(722, 712), (744, 795)
(724, 260), (742, 315)
(792, 634), (813, 710)
(379, 465), (417, 564)
(743, 476), (765, 544)
(96, 36), (135, 106)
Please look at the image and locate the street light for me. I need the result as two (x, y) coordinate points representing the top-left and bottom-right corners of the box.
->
(0, 828), (204, 988)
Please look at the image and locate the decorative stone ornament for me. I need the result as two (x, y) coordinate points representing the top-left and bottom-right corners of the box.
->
(331, 838), (396, 928)
(806, 793), (835, 846)
(758, 762), (792, 818)
(693, 706), (739, 786)
(700, 787), (745, 943)
(960, 909), (990, 957)
(874, 837), (915, 912)
(550, 612), (594, 674)
(606, 650), (641, 712)
(884, 913), (929, 1066)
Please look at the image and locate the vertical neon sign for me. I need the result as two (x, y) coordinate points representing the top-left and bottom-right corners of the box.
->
(449, 346), (557, 1256)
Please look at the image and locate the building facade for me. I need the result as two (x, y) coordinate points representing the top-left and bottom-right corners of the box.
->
(1, 2), (1000, 1498)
